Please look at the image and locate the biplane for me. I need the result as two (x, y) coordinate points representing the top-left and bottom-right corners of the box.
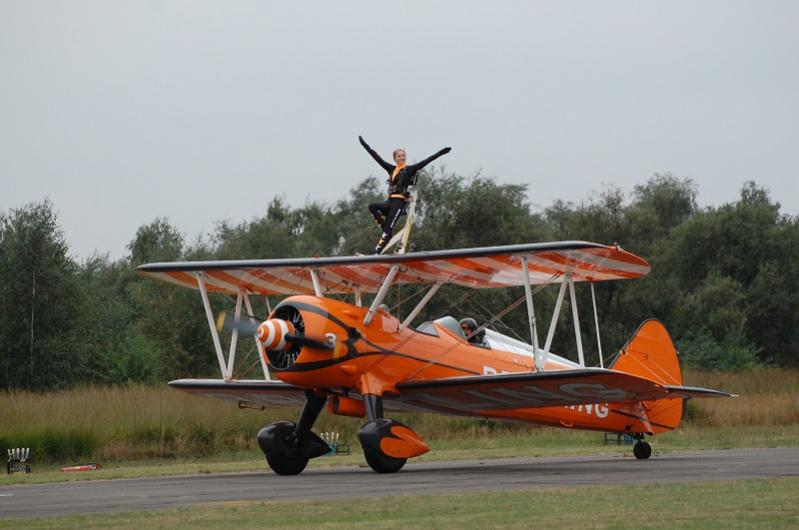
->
(138, 202), (732, 475)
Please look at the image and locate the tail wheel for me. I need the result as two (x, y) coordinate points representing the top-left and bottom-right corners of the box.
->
(633, 441), (652, 460)
(363, 447), (406, 474)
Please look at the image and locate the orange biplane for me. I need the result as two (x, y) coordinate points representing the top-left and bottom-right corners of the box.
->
(139, 232), (733, 475)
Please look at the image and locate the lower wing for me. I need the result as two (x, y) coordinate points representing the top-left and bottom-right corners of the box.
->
(391, 368), (734, 415)
(168, 379), (307, 407)
(168, 370), (734, 414)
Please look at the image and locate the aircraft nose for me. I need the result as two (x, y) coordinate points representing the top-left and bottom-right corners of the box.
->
(257, 318), (296, 351)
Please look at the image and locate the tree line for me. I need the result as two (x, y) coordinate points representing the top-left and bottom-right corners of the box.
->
(1, 171), (797, 390)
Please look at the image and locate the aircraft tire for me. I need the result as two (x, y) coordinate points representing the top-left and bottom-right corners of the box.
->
(265, 452), (309, 476)
(258, 421), (310, 475)
(363, 447), (406, 474)
(633, 441), (652, 460)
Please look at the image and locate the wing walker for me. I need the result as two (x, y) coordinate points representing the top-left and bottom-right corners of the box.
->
(139, 192), (733, 475)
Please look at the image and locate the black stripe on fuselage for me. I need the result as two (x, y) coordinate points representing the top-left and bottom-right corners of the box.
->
(270, 300), (480, 376)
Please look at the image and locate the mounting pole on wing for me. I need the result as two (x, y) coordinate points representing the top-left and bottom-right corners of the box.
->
(366, 187), (417, 325)
(520, 256), (544, 371)
(380, 187), (418, 255)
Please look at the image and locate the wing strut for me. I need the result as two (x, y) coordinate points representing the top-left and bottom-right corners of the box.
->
(364, 265), (400, 326)
(196, 273), (273, 381)
(520, 257), (544, 371)
(568, 274), (585, 367)
(400, 282), (443, 331)
(226, 290), (244, 378)
(197, 273), (229, 380)
(544, 274), (568, 352)
(590, 282), (604, 368)
(243, 293), (272, 380)
(310, 269), (323, 296)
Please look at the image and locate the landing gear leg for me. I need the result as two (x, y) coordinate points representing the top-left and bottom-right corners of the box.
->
(292, 390), (328, 442)
(258, 390), (330, 475)
(359, 394), (406, 473)
(633, 434), (652, 460)
(364, 394), (383, 422)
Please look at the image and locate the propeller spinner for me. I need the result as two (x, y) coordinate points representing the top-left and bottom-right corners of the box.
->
(257, 319), (296, 351)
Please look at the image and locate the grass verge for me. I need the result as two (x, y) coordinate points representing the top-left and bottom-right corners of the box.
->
(2, 423), (797, 486)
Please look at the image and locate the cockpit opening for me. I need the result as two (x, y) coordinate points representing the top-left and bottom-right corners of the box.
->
(416, 316), (489, 347)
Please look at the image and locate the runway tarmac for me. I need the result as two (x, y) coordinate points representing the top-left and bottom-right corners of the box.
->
(1, 448), (797, 519)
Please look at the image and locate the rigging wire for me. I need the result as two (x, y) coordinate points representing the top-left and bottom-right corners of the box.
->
(472, 300), (528, 343)
(387, 283), (430, 313)
(405, 274), (560, 378)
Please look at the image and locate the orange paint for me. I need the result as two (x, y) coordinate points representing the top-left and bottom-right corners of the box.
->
(379, 425), (430, 458)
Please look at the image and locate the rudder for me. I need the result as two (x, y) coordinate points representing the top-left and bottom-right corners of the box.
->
(611, 319), (684, 433)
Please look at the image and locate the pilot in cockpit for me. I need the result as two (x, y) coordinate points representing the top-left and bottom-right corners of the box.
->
(458, 318), (486, 347)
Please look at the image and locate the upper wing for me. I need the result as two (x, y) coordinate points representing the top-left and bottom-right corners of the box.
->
(168, 379), (307, 407)
(389, 368), (733, 415)
(138, 240), (650, 296)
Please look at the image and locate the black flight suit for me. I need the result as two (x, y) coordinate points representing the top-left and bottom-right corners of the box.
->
(359, 136), (451, 254)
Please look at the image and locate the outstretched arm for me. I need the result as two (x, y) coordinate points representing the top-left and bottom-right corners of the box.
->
(412, 146), (452, 171)
(359, 136), (394, 173)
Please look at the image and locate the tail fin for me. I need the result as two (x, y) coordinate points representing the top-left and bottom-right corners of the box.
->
(611, 319), (684, 433)
(612, 319), (683, 386)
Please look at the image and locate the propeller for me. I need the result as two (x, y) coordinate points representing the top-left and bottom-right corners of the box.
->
(215, 310), (333, 352)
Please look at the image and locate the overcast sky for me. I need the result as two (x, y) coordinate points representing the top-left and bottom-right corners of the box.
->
(2, 1), (797, 260)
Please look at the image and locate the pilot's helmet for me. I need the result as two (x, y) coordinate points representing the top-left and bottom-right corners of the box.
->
(459, 317), (477, 334)
(459, 318), (484, 343)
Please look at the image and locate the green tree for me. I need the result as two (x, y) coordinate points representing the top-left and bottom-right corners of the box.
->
(0, 200), (81, 390)
(75, 255), (162, 384)
(128, 219), (216, 379)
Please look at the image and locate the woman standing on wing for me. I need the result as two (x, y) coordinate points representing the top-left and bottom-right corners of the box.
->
(359, 136), (451, 254)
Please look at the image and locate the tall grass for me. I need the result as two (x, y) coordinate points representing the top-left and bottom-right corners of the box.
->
(683, 368), (799, 426)
(1, 369), (796, 463)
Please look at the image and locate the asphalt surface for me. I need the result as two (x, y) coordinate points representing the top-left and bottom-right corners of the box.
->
(1, 448), (797, 519)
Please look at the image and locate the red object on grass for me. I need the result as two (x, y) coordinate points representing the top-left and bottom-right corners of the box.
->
(60, 463), (102, 472)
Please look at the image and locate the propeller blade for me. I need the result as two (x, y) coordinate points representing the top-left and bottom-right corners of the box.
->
(215, 311), (260, 336)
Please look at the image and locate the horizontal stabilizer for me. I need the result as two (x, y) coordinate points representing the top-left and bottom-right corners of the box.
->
(664, 385), (737, 399)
